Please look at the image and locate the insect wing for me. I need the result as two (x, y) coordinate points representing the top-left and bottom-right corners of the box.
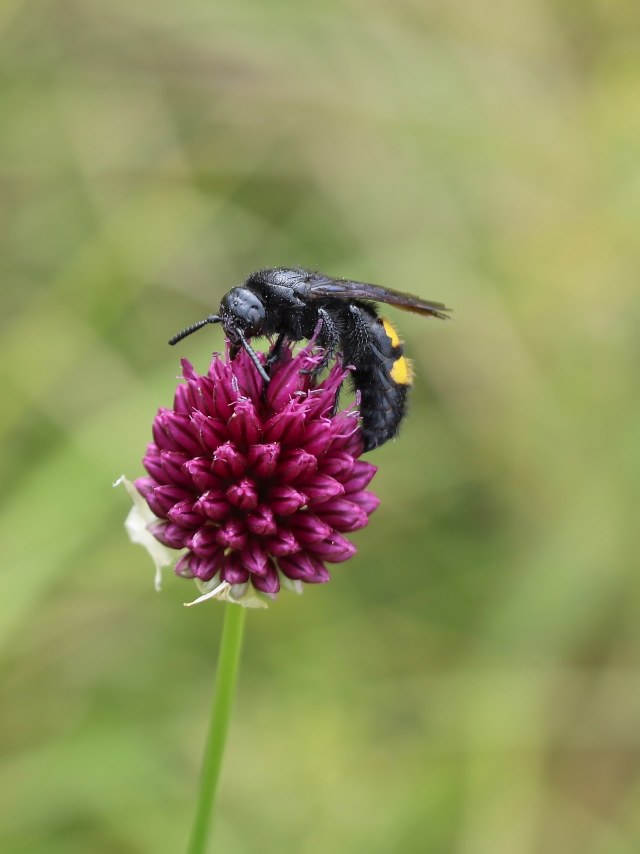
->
(302, 275), (451, 319)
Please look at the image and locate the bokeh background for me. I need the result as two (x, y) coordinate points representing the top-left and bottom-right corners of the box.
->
(2, 1), (639, 852)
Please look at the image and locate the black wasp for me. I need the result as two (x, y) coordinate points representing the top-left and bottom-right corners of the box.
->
(169, 267), (451, 452)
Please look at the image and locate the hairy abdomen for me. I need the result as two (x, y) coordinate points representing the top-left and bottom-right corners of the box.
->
(348, 316), (413, 452)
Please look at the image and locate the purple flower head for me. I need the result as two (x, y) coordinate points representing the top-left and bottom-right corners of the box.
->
(120, 341), (379, 607)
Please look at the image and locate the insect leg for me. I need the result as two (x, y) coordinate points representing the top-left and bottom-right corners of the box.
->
(347, 304), (375, 357)
(265, 332), (287, 370)
(302, 307), (341, 375)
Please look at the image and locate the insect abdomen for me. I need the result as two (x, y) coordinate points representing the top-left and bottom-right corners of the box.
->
(351, 317), (413, 452)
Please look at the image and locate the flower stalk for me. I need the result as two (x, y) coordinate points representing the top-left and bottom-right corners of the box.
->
(120, 337), (383, 851)
(187, 603), (246, 854)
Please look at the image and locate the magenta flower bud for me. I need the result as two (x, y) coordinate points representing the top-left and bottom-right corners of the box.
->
(133, 476), (156, 498)
(158, 451), (191, 487)
(264, 404), (306, 445)
(167, 499), (203, 528)
(227, 399), (263, 448)
(246, 505), (278, 536)
(225, 478), (259, 510)
(265, 528), (300, 557)
(343, 460), (378, 493)
(346, 491), (380, 515)
(263, 349), (310, 410)
(210, 365), (239, 421)
(172, 383), (192, 415)
(316, 498), (369, 532)
(193, 489), (230, 522)
(309, 533), (358, 563)
(301, 419), (334, 456)
(193, 554), (222, 581)
(144, 484), (193, 517)
(123, 343), (380, 606)
(190, 411), (227, 450)
(175, 553), (196, 578)
(141, 450), (165, 484)
(156, 410), (202, 455)
(279, 552), (330, 583)
(305, 366), (344, 419)
(187, 527), (225, 559)
(151, 411), (174, 451)
(300, 474), (344, 504)
(220, 553), (250, 585)
(216, 518), (248, 550)
(148, 520), (190, 549)
(328, 412), (362, 455)
(240, 540), (269, 577)
(175, 550), (223, 581)
(319, 451), (355, 479)
(268, 485), (307, 516)
(276, 448), (318, 481)
(211, 442), (247, 479)
(287, 512), (333, 544)
(247, 443), (281, 477)
(183, 457), (220, 491)
(251, 558), (280, 596)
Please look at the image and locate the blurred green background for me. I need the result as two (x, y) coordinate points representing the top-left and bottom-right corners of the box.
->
(1, 1), (639, 852)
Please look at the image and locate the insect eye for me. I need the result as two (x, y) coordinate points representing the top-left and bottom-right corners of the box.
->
(222, 288), (265, 333)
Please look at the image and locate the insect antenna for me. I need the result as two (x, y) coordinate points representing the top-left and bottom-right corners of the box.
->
(168, 315), (221, 345)
(236, 330), (271, 384)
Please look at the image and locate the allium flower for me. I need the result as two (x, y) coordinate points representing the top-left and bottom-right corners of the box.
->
(120, 342), (379, 608)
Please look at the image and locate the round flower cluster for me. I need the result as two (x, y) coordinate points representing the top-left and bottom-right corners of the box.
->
(122, 343), (379, 607)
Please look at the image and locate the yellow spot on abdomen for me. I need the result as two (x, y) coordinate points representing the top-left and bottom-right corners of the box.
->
(382, 318), (401, 348)
(390, 356), (413, 385)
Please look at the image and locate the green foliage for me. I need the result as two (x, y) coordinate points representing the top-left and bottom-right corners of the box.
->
(1, 1), (639, 851)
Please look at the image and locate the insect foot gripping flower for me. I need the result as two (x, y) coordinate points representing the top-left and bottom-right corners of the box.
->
(120, 343), (380, 608)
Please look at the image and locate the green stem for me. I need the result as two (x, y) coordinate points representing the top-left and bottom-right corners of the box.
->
(187, 603), (246, 854)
